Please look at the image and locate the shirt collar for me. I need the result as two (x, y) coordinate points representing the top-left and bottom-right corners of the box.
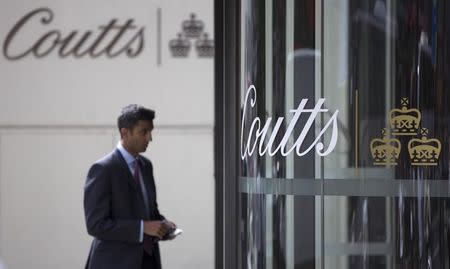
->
(117, 141), (137, 166)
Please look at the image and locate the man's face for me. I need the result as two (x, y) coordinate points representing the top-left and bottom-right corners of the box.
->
(121, 120), (153, 156)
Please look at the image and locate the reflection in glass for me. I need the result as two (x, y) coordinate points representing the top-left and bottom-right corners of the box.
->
(239, 0), (450, 268)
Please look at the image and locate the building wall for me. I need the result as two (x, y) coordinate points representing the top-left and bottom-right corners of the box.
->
(0, 1), (214, 268)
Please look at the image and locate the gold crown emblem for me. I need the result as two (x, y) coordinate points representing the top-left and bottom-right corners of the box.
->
(408, 128), (441, 166)
(389, 98), (421, 136)
(370, 129), (401, 166)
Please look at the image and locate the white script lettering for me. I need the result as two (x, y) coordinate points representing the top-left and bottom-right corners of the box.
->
(240, 85), (339, 159)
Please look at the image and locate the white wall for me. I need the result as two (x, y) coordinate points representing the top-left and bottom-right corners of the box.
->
(0, 1), (214, 268)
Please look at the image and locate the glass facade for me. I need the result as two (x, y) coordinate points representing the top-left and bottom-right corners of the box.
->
(236, 0), (450, 268)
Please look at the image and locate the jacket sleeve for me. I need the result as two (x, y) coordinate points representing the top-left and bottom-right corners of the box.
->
(154, 193), (165, 221)
(84, 163), (141, 243)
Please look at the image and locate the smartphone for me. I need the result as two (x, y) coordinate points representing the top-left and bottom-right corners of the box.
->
(170, 228), (183, 237)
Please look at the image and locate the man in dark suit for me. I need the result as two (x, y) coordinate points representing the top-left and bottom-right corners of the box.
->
(84, 104), (176, 269)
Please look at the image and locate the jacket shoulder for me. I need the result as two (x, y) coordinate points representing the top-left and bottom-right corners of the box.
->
(95, 151), (116, 166)
(87, 150), (117, 173)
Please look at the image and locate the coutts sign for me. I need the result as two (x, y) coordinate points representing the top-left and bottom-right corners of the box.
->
(3, 7), (145, 60)
(241, 85), (339, 159)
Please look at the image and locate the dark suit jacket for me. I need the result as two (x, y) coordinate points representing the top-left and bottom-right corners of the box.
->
(84, 149), (164, 269)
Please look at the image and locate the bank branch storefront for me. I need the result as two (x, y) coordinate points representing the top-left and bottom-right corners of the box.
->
(216, 0), (450, 268)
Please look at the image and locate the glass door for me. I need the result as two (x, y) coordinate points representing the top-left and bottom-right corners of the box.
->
(238, 0), (450, 268)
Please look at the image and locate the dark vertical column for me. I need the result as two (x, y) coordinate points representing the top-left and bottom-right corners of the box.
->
(437, 4), (450, 268)
(271, 1), (287, 268)
(348, 0), (388, 267)
(292, 1), (317, 268)
(392, 1), (440, 268)
(241, 0), (267, 268)
(395, 1), (420, 267)
(215, 0), (241, 268)
(413, 1), (449, 267)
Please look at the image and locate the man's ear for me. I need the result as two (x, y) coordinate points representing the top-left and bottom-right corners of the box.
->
(120, 127), (128, 138)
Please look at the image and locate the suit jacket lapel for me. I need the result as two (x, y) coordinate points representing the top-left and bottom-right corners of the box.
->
(140, 161), (153, 187)
(113, 149), (140, 192)
(140, 159), (156, 213)
(113, 149), (155, 218)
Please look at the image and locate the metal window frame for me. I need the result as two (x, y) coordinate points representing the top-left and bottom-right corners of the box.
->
(214, 0), (240, 268)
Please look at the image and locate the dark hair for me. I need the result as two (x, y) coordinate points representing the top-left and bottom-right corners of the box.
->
(117, 104), (155, 132)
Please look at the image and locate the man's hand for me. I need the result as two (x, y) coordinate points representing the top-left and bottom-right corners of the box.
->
(163, 220), (177, 230)
(144, 221), (169, 240)
(161, 220), (178, 240)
